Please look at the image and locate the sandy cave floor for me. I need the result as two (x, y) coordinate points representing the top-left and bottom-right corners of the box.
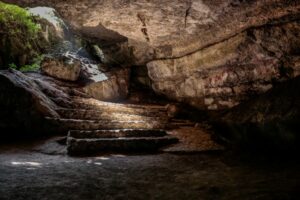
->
(0, 138), (299, 200)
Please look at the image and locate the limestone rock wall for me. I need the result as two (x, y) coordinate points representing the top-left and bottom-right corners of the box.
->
(3, 0), (300, 110)
(148, 21), (300, 109)
(4, 0), (300, 60)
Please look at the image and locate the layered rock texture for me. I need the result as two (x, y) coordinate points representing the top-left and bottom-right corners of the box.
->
(2, 0), (300, 151)
(82, 68), (130, 101)
(0, 69), (59, 135)
(0, 69), (183, 152)
(41, 56), (81, 81)
(4, 0), (300, 110)
(148, 24), (300, 109)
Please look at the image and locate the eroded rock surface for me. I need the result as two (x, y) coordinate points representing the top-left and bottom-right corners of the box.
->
(149, 22), (300, 109)
(0, 69), (59, 136)
(0, 68), (186, 154)
(2, 0), (300, 151)
(4, 0), (300, 110)
(82, 68), (130, 102)
(3, 1), (300, 59)
(41, 56), (81, 81)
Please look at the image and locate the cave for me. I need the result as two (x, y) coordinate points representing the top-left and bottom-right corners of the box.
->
(0, 1), (300, 199)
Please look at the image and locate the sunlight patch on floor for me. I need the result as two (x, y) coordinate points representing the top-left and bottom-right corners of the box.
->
(11, 161), (42, 167)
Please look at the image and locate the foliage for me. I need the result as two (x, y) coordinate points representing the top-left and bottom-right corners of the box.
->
(19, 63), (40, 72)
(20, 54), (43, 72)
(0, 1), (40, 37)
(8, 63), (17, 69)
(0, 1), (43, 68)
(8, 54), (44, 72)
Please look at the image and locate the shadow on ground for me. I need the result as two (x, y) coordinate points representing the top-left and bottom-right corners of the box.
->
(0, 137), (299, 200)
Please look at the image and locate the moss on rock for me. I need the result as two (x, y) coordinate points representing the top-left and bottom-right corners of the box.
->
(0, 1), (42, 69)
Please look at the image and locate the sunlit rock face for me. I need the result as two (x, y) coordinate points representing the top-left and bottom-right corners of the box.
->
(149, 22), (300, 109)
(28, 7), (67, 40)
(41, 56), (81, 81)
(82, 68), (130, 102)
(4, 0), (300, 109)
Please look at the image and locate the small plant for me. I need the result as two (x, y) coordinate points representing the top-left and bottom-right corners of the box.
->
(8, 63), (17, 70)
(19, 63), (40, 72)
(8, 55), (44, 72)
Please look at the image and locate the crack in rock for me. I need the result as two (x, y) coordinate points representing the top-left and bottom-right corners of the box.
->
(185, 0), (192, 28)
(137, 13), (150, 42)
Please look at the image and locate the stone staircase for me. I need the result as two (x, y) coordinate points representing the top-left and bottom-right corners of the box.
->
(0, 58), (218, 156)
(0, 69), (215, 155)
(12, 71), (197, 155)
(45, 96), (183, 155)
(67, 129), (178, 155)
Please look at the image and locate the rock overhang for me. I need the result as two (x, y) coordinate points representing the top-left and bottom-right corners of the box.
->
(3, 0), (300, 110)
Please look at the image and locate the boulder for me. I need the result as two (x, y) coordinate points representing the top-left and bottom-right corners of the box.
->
(41, 56), (81, 81)
(0, 69), (59, 136)
(83, 68), (130, 102)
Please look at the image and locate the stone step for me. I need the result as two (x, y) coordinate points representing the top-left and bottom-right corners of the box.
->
(73, 97), (167, 110)
(70, 97), (168, 115)
(67, 136), (178, 155)
(69, 103), (167, 116)
(46, 117), (166, 133)
(56, 108), (168, 121)
(68, 129), (167, 139)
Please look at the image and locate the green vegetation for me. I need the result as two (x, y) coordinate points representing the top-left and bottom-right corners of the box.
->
(8, 54), (44, 72)
(19, 63), (40, 72)
(0, 1), (40, 37)
(19, 54), (43, 72)
(8, 63), (18, 70)
(0, 1), (43, 69)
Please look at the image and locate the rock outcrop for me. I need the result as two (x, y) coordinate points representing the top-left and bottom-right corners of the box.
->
(82, 68), (130, 102)
(47, 52), (131, 102)
(41, 56), (81, 81)
(148, 22), (300, 109)
(0, 2), (63, 68)
(0, 69), (59, 117)
(3, 1), (300, 59)
(2, 0), (300, 151)
(4, 0), (300, 110)
(0, 69), (59, 136)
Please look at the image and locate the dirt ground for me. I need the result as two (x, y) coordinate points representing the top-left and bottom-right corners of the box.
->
(0, 138), (299, 200)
